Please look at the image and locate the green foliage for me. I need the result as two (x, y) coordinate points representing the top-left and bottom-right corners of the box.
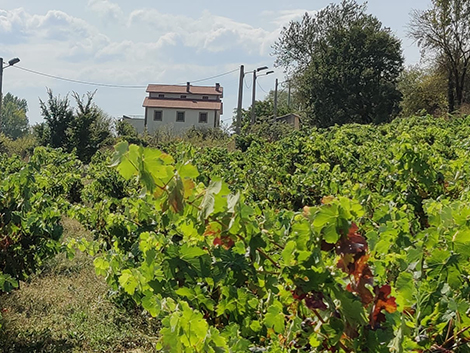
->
(68, 91), (113, 163)
(115, 119), (145, 146)
(62, 116), (470, 351)
(4, 116), (470, 351)
(398, 65), (448, 117)
(0, 93), (29, 140)
(273, 0), (403, 126)
(408, 0), (470, 111)
(38, 88), (74, 149)
(0, 133), (37, 158)
(37, 89), (113, 163)
(0, 153), (65, 289)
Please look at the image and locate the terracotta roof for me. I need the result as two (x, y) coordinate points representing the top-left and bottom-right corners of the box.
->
(143, 97), (223, 111)
(146, 84), (223, 97)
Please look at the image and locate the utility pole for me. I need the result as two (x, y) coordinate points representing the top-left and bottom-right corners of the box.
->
(0, 57), (20, 133)
(0, 58), (3, 131)
(236, 65), (244, 134)
(251, 69), (257, 125)
(273, 78), (278, 119)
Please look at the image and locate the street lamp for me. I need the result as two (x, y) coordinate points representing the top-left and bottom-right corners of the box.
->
(0, 57), (21, 131)
(251, 67), (273, 124)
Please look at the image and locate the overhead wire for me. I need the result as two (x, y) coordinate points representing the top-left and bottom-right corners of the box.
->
(14, 66), (147, 89)
(244, 75), (252, 89)
(257, 80), (268, 94)
(178, 68), (239, 84)
(13, 65), (239, 89)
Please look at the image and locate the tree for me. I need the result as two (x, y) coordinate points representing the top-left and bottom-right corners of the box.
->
(409, 0), (470, 112)
(272, 0), (403, 127)
(398, 65), (448, 117)
(37, 89), (112, 162)
(69, 91), (112, 163)
(233, 90), (295, 130)
(1, 93), (29, 139)
(39, 88), (74, 149)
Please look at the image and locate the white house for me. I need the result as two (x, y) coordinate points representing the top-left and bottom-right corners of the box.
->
(122, 115), (145, 134)
(143, 82), (223, 134)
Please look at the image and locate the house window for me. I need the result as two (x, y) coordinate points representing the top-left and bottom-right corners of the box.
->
(176, 111), (185, 122)
(153, 110), (162, 121)
(158, 94), (165, 98)
(180, 95), (187, 99)
(199, 112), (208, 123)
(202, 96), (209, 100)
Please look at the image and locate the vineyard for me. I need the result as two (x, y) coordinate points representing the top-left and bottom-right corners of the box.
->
(2, 116), (470, 352)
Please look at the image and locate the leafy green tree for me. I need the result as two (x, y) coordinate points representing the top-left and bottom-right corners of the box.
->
(1, 93), (29, 140)
(398, 65), (448, 117)
(116, 119), (139, 139)
(273, 0), (403, 127)
(409, 0), (470, 112)
(69, 91), (112, 163)
(39, 88), (74, 149)
(234, 90), (294, 129)
(37, 89), (112, 162)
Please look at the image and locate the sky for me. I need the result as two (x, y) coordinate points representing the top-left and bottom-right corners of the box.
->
(0, 0), (431, 127)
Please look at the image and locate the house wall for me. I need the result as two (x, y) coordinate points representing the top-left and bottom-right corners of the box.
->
(145, 108), (218, 134)
(123, 117), (145, 134)
(149, 92), (220, 100)
(275, 115), (301, 130)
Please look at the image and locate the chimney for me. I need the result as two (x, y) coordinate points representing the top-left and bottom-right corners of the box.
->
(186, 82), (190, 93)
(215, 82), (220, 92)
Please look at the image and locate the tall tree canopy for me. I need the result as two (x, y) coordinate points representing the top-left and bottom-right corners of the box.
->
(37, 89), (112, 162)
(398, 65), (448, 117)
(272, 0), (403, 127)
(409, 0), (470, 112)
(1, 93), (29, 140)
(39, 89), (74, 149)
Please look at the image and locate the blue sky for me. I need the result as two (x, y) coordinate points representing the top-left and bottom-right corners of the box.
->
(0, 0), (431, 127)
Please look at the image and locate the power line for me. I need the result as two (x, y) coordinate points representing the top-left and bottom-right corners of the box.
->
(14, 66), (147, 89)
(13, 65), (239, 89)
(257, 80), (268, 94)
(244, 75), (252, 89)
(179, 68), (239, 84)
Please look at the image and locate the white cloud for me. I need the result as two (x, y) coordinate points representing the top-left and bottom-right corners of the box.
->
(267, 9), (318, 27)
(0, 8), (111, 62)
(128, 9), (273, 55)
(87, 0), (123, 22)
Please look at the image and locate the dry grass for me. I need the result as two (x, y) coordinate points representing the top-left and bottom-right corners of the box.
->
(0, 218), (158, 353)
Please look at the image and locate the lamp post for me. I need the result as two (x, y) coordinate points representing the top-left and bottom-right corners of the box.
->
(251, 67), (273, 124)
(0, 57), (20, 132)
(236, 65), (244, 134)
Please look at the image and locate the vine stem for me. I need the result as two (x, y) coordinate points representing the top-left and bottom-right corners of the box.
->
(256, 248), (281, 269)
(441, 325), (470, 348)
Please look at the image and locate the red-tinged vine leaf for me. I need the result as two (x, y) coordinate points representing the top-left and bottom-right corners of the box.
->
(0, 236), (11, 249)
(370, 285), (397, 327)
(305, 291), (328, 311)
(204, 222), (222, 237)
(335, 223), (368, 256)
(355, 276), (374, 305)
(351, 255), (372, 282)
(213, 235), (234, 250)
(292, 287), (307, 301)
(341, 254), (374, 305)
(168, 180), (184, 213)
(321, 239), (335, 251)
